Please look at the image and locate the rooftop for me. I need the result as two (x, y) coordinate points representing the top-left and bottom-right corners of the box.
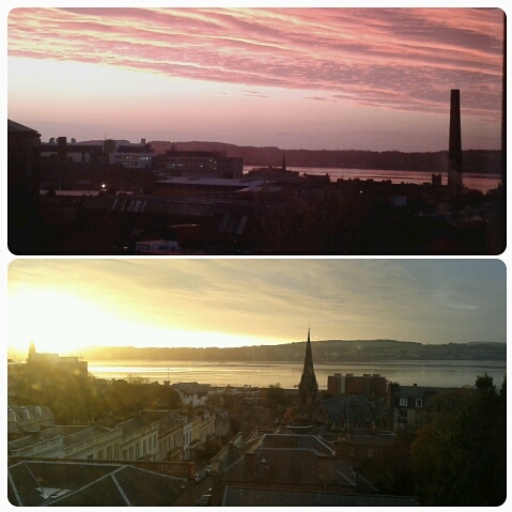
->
(8, 460), (186, 506)
(222, 486), (416, 506)
(8, 119), (40, 135)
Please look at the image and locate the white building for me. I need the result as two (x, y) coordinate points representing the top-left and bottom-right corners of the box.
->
(173, 382), (210, 407)
(9, 424), (122, 461)
(117, 417), (159, 461)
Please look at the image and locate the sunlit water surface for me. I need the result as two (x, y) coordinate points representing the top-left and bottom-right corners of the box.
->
(88, 359), (506, 389)
(245, 167), (501, 193)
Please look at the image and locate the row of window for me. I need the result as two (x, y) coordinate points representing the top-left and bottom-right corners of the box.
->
(399, 397), (423, 408)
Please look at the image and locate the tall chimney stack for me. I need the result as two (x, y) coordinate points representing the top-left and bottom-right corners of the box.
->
(448, 89), (463, 190)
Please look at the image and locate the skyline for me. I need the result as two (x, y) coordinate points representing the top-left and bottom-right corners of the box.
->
(7, 6), (505, 152)
(7, 259), (506, 356)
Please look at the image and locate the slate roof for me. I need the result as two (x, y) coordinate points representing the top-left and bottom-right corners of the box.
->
(225, 433), (355, 487)
(247, 433), (335, 456)
(222, 486), (416, 506)
(116, 417), (153, 436)
(8, 405), (54, 434)
(8, 460), (186, 506)
(322, 395), (374, 426)
(9, 425), (111, 455)
(173, 382), (210, 395)
(8, 119), (40, 134)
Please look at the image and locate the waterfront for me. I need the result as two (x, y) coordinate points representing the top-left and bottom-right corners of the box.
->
(88, 359), (506, 390)
(245, 167), (501, 193)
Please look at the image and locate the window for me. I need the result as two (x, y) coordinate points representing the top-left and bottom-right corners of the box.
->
(416, 398), (423, 408)
(399, 409), (408, 419)
(399, 397), (408, 407)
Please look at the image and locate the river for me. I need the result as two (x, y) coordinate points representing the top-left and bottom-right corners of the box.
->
(87, 359), (506, 390)
(244, 167), (501, 193)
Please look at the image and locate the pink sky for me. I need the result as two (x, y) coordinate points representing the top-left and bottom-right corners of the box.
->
(7, 7), (505, 151)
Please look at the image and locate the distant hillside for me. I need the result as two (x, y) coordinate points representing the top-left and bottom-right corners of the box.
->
(82, 339), (506, 363)
(148, 140), (502, 174)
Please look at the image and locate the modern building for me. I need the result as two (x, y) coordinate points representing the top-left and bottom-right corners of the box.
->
(327, 373), (388, 397)
(41, 137), (155, 169)
(154, 149), (243, 178)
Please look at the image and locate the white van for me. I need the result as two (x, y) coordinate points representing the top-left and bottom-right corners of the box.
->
(135, 239), (181, 255)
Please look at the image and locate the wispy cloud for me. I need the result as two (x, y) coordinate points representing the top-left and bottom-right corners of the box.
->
(8, 8), (504, 119)
(8, 259), (506, 347)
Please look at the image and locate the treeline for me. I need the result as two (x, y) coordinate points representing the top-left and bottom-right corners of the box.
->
(81, 340), (506, 363)
(13, 369), (181, 425)
(370, 374), (506, 505)
(149, 140), (502, 174)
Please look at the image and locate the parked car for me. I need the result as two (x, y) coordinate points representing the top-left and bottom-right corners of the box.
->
(194, 470), (206, 483)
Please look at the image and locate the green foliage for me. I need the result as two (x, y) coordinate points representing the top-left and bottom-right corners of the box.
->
(410, 375), (506, 506)
(265, 383), (287, 407)
(13, 368), (181, 425)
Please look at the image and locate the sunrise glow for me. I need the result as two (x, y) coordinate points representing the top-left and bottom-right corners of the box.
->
(7, 259), (506, 359)
(7, 7), (505, 151)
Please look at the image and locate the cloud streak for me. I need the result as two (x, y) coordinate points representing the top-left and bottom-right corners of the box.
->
(8, 8), (504, 120)
(8, 259), (506, 349)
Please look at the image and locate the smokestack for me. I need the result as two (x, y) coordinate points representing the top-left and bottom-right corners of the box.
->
(448, 89), (463, 190)
(57, 136), (67, 159)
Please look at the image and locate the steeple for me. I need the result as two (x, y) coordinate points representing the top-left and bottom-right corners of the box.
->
(28, 341), (36, 362)
(297, 327), (320, 420)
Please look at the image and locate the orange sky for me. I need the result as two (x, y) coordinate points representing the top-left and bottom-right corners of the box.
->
(7, 259), (506, 356)
(7, 6), (505, 151)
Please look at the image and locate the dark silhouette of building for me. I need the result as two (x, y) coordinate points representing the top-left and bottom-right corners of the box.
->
(448, 89), (463, 191)
(327, 373), (388, 398)
(10, 342), (89, 400)
(154, 149), (243, 178)
(8, 120), (42, 254)
(297, 329), (322, 421)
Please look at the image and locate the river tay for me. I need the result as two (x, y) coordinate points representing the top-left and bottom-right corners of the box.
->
(87, 360), (506, 390)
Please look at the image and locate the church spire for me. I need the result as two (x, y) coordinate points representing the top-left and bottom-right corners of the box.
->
(28, 341), (36, 362)
(297, 327), (320, 420)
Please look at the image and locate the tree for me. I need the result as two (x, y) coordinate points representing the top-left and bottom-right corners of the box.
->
(265, 383), (287, 407)
(410, 375), (506, 505)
